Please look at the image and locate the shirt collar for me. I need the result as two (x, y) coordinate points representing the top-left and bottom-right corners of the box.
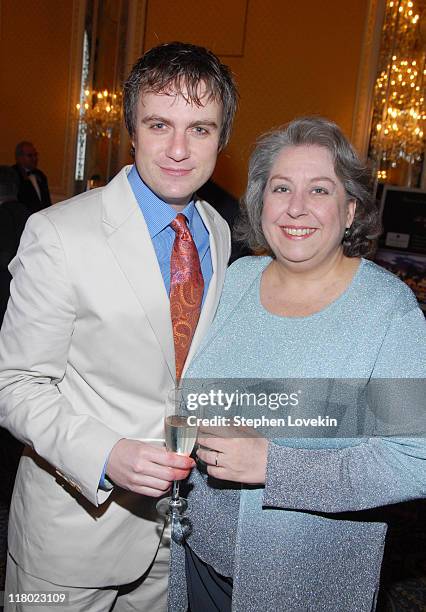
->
(127, 164), (195, 238)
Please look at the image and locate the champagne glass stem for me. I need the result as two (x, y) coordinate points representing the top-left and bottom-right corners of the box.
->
(171, 480), (180, 502)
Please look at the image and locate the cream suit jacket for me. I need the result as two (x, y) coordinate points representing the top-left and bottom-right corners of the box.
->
(0, 166), (231, 586)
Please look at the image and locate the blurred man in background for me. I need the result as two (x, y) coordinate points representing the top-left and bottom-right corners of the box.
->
(12, 141), (51, 212)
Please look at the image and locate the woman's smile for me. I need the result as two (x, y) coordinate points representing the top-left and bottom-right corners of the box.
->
(280, 226), (317, 238)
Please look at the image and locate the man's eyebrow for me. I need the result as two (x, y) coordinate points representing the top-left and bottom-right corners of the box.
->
(141, 115), (219, 129)
(187, 120), (219, 129)
(141, 114), (170, 124)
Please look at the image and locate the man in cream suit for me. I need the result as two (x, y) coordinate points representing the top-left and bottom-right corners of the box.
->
(0, 42), (238, 611)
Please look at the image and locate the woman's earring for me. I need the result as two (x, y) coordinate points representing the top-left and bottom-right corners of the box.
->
(344, 227), (351, 239)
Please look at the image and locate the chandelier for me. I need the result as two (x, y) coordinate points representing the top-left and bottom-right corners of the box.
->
(369, 0), (426, 180)
(76, 88), (123, 140)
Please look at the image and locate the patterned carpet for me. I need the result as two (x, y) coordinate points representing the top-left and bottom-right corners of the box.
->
(0, 498), (425, 611)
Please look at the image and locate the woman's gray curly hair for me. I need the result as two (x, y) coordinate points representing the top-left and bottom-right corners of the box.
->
(236, 116), (380, 258)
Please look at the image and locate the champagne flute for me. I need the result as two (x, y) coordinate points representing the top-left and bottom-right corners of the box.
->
(156, 387), (197, 542)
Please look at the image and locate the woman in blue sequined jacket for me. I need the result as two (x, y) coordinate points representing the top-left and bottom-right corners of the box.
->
(169, 117), (426, 612)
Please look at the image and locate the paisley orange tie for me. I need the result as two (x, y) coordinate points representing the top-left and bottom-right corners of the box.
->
(170, 213), (204, 382)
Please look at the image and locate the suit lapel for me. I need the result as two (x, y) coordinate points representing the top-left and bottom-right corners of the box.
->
(182, 200), (227, 375)
(102, 167), (175, 379)
(101, 171), (227, 382)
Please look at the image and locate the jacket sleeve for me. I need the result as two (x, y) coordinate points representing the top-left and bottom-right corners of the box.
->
(263, 305), (426, 513)
(0, 212), (122, 506)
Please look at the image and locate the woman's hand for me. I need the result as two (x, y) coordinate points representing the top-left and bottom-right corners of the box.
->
(197, 426), (269, 484)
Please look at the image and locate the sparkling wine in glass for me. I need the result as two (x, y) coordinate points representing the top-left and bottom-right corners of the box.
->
(156, 388), (197, 542)
(165, 414), (198, 456)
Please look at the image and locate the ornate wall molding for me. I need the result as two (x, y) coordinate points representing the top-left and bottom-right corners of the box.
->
(351, 0), (386, 158)
(117, 0), (147, 169)
(127, 0), (147, 66)
(143, 0), (249, 57)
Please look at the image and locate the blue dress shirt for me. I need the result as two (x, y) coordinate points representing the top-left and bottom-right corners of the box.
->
(127, 164), (213, 303)
(100, 165), (213, 489)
